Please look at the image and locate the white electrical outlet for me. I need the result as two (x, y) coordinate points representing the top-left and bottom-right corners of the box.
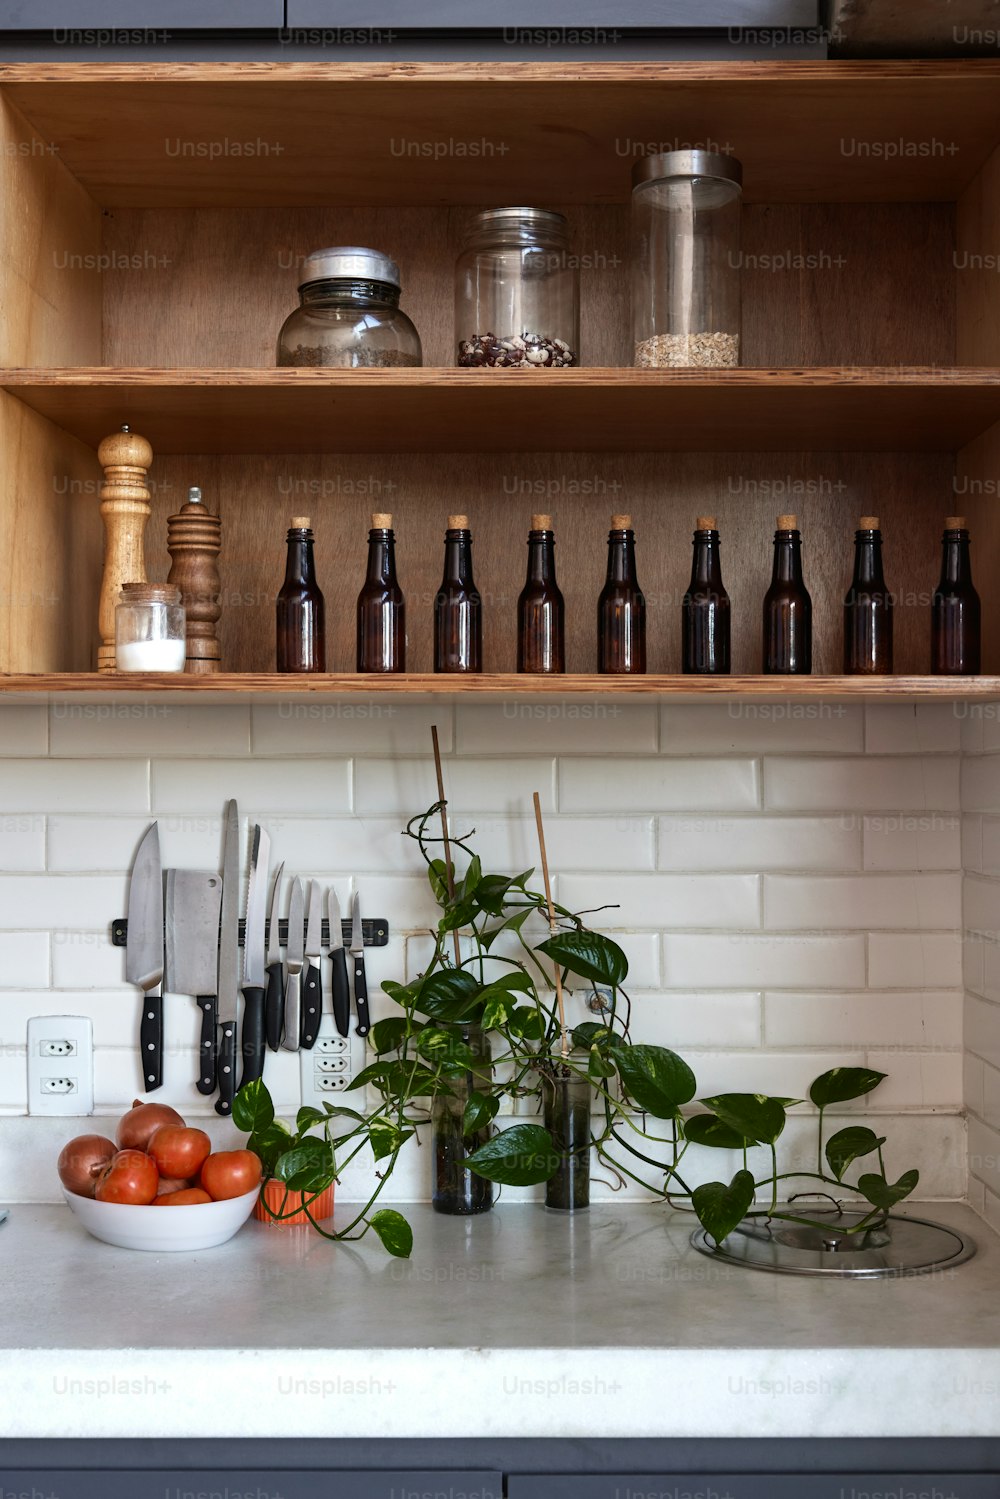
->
(299, 1013), (366, 1108)
(27, 1016), (94, 1116)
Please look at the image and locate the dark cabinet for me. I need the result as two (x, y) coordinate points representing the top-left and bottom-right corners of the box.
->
(285, 1), (818, 28)
(1, 1472), (503, 1499)
(0, 0), (281, 26)
(508, 1477), (1000, 1499)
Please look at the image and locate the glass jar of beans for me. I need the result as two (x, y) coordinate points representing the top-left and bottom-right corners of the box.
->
(455, 208), (580, 370)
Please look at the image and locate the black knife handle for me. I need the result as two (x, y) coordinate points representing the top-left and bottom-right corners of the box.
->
(215, 1019), (237, 1116)
(331, 947), (350, 1038)
(301, 963), (322, 1049)
(240, 985), (266, 1088)
(196, 995), (217, 1095)
(352, 956), (371, 1038)
(139, 990), (163, 1092)
(265, 960), (284, 1052)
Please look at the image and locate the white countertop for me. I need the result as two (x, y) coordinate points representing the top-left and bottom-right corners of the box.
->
(3, 1200), (998, 1441)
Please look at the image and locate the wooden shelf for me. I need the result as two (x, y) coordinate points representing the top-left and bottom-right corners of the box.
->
(1, 673), (998, 701)
(6, 368), (1000, 455)
(2, 61), (1000, 206)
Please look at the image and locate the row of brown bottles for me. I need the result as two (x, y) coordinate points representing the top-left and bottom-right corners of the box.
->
(277, 511), (982, 676)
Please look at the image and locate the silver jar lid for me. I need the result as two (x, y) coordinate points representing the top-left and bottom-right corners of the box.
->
(466, 206), (568, 232)
(631, 150), (743, 190)
(299, 246), (401, 289)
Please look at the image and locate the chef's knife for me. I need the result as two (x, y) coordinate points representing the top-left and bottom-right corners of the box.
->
(164, 869), (222, 1096)
(126, 823), (165, 1092)
(265, 860), (285, 1052)
(281, 877), (304, 1053)
(301, 880), (323, 1050)
(239, 824), (270, 1089)
(349, 891), (371, 1038)
(216, 799), (241, 1116)
(328, 886), (350, 1039)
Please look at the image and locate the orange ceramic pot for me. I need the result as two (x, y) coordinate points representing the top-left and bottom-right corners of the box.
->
(254, 1178), (334, 1227)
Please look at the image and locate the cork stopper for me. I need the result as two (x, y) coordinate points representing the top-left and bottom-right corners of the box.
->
(120, 581), (181, 605)
(776, 514), (798, 530)
(859, 515), (880, 529)
(371, 512), (393, 528)
(531, 513), (553, 530)
(946, 516), (967, 530)
(448, 514), (470, 529)
(290, 515), (311, 529)
(696, 515), (716, 530)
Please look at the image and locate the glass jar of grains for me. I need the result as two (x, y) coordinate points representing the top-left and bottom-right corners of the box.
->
(455, 208), (579, 369)
(631, 150), (743, 369)
(276, 247), (423, 368)
(115, 583), (186, 673)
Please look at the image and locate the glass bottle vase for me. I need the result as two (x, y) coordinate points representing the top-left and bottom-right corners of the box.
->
(431, 1024), (495, 1216)
(542, 1060), (592, 1212)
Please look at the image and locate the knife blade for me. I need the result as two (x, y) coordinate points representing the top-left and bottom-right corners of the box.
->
(327, 886), (350, 1039)
(265, 860), (285, 1052)
(126, 823), (165, 1092)
(239, 824), (270, 1090)
(349, 891), (371, 1038)
(301, 880), (323, 1050)
(165, 869), (222, 1096)
(216, 799), (241, 1116)
(281, 877), (304, 1053)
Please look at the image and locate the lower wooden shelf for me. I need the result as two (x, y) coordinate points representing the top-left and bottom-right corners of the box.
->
(0, 673), (998, 701)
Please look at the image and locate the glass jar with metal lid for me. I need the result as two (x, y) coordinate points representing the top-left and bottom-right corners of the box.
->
(276, 246), (423, 368)
(455, 208), (579, 369)
(631, 151), (743, 369)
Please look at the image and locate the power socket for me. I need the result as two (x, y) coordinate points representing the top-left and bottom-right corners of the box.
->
(299, 1013), (366, 1109)
(27, 1016), (94, 1116)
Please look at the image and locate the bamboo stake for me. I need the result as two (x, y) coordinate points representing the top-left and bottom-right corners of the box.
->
(431, 725), (463, 968)
(533, 791), (569, 1058)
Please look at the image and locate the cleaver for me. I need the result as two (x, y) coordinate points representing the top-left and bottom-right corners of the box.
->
(165, 869), (223, 1097)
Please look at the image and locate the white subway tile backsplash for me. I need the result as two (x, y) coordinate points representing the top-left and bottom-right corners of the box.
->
(864, 703), (961, 754)
(561, 757), (759, 814)
(661, 702), (863, 754)
(968, 1117), (1000, 1197)
(765, 757), (959, 813)
(965, 994), (1000, 1071)
(0, 760), (149, 813)
(0, 1049), (27, 1111)
(867, 932), (963, 989)
(48, 815), (225, 873)
(560, 873), (760, 930)
(0, 814), (45, 871)
(0, 933), (49, 988)
(684, 1049), (867, 1103)
(981, 819), (1000, 876)
(764, 873), (961, 931)
(965, 1052), (985, 1118)
(983, 1063), (1000, 1131)
(51, 932), (125, 990)
(961, 754), (1000, 813)
(764, 990), (962, 1049)
(153, 759), (352, 815)
(253, 701), (452, 757)
(664, 934), (866, 990)
(458, 701), (657, 754)
(0, 874), (126, 930)
(0, 706), (47, 756)
(962, 875), (1000, 941)
(865, 1050), (963, 1109)
(962, 815), (984, 874)
(658, 815), (859, 873)
(633, 992), (761, 1049)
(356, 757), (555, 816)
(862, 814), (961, 872)
(50, 703), (251, 758)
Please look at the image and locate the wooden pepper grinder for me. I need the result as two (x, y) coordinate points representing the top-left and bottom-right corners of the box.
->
(167, 486), (222, 674)
(97, 424), (153, 673)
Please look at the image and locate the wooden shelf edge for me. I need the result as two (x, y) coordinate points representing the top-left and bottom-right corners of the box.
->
(1, 674), (998, 700)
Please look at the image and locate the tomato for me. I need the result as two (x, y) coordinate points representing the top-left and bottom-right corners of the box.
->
(200, 1149), (262, 1201)
(151, 1188), (212, 1206)
(148, 1125), (211, 1181)
(116, 1100), (185, 1151)
(94, 1149), (158, 1205)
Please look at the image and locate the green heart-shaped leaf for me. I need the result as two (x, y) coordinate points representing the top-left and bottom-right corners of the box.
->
(699, 1092), (792, 1145)
(462, 1089), (499, 1136)
(464, 1124), (560, 1185)
(683, 1113), (751, 1150)
(809, 1067), (887, 1109)
(857, 1168), (919, 1212)
(537, 930), (628, 988)
(617, 1044), (697, 1116)
(825, 1125), (886, 1182)
(369, 1208), (413, 1258)
(233, 1076), (274, 1134)
(693, 1169), (756, 1245)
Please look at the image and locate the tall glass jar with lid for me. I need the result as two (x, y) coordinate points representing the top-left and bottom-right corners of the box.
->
(631, 151), (743, 369)
(455, 208), (580, 369)
(276, 247), (422, 368)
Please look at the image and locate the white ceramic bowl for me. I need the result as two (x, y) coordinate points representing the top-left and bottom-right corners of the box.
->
(63, 1185), (259, 1252)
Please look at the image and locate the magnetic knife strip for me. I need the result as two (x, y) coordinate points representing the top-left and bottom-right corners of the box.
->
(111, 918), (389, 948)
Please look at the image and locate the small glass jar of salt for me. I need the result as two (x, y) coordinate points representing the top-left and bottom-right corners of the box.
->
(115, 583), (186, 673)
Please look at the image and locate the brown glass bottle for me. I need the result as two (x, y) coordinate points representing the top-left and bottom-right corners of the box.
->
(276, 516), (326, 673)
(517, 514), (565, 673)
(598, 514), (646, 674)
(357, 512), (406, 673)
(932, 516), (981, 675)
(434, 515), (482, 673)
(763, 514), (812, 675)
(682, 515), (731, 675)
(844, 515), (893, 674)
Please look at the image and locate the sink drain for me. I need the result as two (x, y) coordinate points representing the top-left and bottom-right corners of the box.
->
(690, 1209), (976, 1278)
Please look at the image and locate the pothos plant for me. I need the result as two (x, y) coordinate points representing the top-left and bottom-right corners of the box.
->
(232, 801), (919, 1258)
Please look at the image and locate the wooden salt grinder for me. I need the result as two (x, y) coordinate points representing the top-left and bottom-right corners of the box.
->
(167, 487), (222, 674)
(97, 425), (153, 673)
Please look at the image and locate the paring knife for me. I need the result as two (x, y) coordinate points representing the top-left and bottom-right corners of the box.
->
(164, 869), (222, 1096)
(281, 876), (304, 1053)
(264, 860), (285, 1052)
(216, 799), (241, 1117)
(301, 880), (323, 1050)
(126, 823), (165, 1092)
(350, 891), (371, 1038)
(239, 824), (270, 1089)
(328, 886), (350, 1039)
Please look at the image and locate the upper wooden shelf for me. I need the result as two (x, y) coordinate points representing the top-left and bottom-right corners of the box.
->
(0, 673), (998, 702)
(6, 367), (1000, 454)
(1, 61), (999, 206)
